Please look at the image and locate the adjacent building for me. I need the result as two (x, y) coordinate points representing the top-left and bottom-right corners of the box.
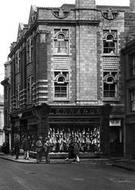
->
(0, 95), (4, 147)
(121, 40), (135, 158)
(1, 60), (11, 150)
(5, 0), (135, 155)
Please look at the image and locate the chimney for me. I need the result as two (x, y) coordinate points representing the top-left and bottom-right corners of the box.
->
(130, 0), (135, 12)
(76, 0), (96, 9)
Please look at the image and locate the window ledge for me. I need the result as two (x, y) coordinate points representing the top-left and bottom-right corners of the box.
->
(53, 54), (70, 57)
(53, 98), (69, 102)
(103, 98), (119, 102)
(102, 54), (119, 57)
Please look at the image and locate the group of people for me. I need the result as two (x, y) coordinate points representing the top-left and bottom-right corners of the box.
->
(13, 134), (80, 163)
(35, 136), (51, 163)
(35, 136), (80, 163)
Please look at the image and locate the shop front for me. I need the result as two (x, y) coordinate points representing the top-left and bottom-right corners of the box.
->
(10, 103), (124, 156)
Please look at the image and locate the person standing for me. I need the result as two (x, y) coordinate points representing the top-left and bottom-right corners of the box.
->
(14, 135), (20, 159)
(35, 136), (43, 163)
(43, 137), (51, 163)
(65, 137), (75, 161)
(23, 136), (31, 160)
(73, 138), (80, 163)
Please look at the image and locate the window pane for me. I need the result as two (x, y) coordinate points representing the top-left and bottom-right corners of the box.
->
(55, 84), (67, 97)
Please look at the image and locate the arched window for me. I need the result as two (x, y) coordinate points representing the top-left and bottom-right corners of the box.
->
(103, 30), (117, 54)
(54, 71), (69, 98)
(54, 29), (69, 54)
(103, 72), (118, 98)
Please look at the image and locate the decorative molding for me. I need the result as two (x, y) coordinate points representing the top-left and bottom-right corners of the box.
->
(102, 9), (118, 21)
(52, 8), (70, 19)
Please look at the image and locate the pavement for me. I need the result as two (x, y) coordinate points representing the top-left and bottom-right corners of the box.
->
(0, 152), (135, 171)
(110, 157), (135, 171)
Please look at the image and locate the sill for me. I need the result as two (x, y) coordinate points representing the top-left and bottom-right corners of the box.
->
(102, 54), (119, 57)
(26, 61), (32, 65)
(53, 98), (69, 102)
(103, 97), (119, 102)
(53, 54), (70, 57)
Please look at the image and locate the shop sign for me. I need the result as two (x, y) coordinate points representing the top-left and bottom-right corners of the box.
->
(109, 120), (121, 126)
(50, 107), (101, 116)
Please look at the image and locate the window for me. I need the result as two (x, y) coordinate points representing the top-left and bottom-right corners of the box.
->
(103, 72), (118, 98)
(54, 71), (69, 99)
(53, 29), (69, 54)
(130, 90), (135, 111)
(26, 38), (32, 63)
(15, 50), (20, 73)
(130, 54), (135, 76)
(16, 85), (20, 109)
(27, 76), (33, 104)
(103, 30), (117, 54)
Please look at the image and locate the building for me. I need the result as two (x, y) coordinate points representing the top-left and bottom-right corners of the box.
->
(6, 0), (135, 155)
(1, 60), (11, 151)
(121, 39), (135, 158)
(0, 95), (5, 147)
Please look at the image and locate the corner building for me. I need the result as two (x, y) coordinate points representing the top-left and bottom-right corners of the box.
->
(8, 0), (132, 155)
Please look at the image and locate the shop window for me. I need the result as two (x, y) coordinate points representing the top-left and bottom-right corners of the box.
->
(103, 30), (117, 54)
(103, 72), (118, 98)
(130, 89), (135, 112)
(53, 28), (69, 54)
(48, 127), (100, 153)
(54, 71), (69, 99)
(130, 54), (135, 76)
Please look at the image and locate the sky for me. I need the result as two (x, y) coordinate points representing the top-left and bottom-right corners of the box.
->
(0, 0), (129, 94)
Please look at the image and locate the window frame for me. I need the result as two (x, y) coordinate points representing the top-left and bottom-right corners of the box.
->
(53, 28), (69, 55)
(103, 72), (118, 99)
(130, 89), (135, 112)
(27, 76), (33, 104)
(130, 54), (135, 76)
(53, 71), (69, 100)
(103, 30), (118, 55)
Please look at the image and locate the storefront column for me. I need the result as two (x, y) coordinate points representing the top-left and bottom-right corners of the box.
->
(38, 117), (49, 138)
(100, 104), (112, 156)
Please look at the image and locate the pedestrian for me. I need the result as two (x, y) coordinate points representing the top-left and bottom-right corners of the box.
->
(43, 137), (51, 163)
(35, 136), (43, 163)
(65, 137), (75, 161)
(14, 134), (20, 159)
(73, 138), (80, 162)
(23, 136), (31, 160)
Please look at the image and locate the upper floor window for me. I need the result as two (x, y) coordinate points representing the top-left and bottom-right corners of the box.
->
(15, 50), (20, 73)
(130, 54), (135, 76)
(103, 30), (117, 54)
(27, 76), (33, 104)
(53, 28), (69, 55)
(54, 71), (69, 99)
(26, 38), (32, 63)
(130, 89), (135, 112)
(16, 85), (20, 109)
(103, 72), (118, 98)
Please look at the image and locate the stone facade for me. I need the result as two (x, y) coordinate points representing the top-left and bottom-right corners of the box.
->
(5, 0), (135, 155)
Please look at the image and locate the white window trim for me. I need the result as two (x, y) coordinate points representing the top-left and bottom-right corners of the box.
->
(53, 28), (70, 56)
(53, 70), (69, 101)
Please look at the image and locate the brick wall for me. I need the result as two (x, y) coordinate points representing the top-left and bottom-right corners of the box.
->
(76, 25), (98, 102)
